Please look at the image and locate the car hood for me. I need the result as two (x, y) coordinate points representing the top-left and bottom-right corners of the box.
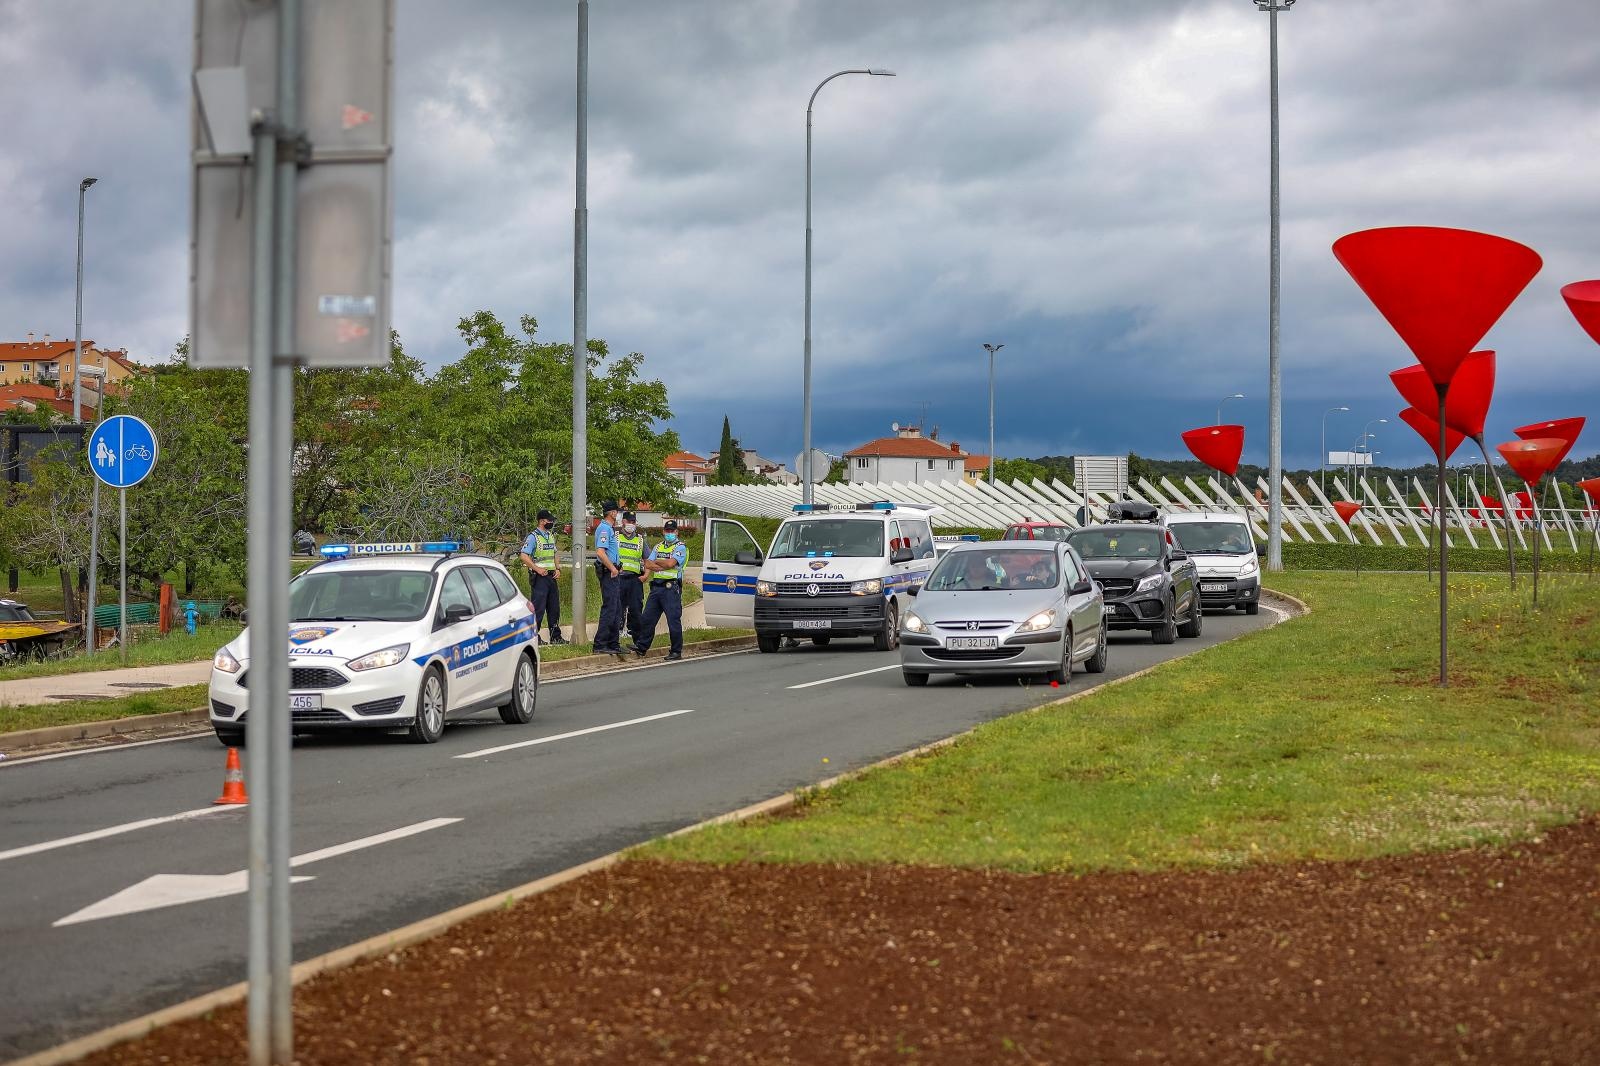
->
(1077, 558), (1164, 581)
(227, 620), (418, 664)
(910, 586), (1062, 624)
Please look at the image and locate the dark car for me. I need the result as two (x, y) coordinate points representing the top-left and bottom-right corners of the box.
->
(1064, 523), (1201, 644)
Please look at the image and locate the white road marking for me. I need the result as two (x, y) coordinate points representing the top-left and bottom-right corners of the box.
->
(786, 664), (901, 689)
(53, 817), (462, 926)
(0, 732), (209, 768)
(0, 805), (242, 864)
(454, 709), (696, 760)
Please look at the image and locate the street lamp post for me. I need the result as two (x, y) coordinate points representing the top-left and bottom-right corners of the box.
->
(1359, 417), (1386, 492)
(72, 177), (98, 424)
(1255, 0), (1293, 572)
(1216, 392), (1244, 426)
(1320, 404), (1349, 496)
(802, 67), (895, 503)
(571, 0), (590, 642)
(983, 343), (1004, 483)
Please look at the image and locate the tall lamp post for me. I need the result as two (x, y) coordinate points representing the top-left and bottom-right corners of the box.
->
(1216, 392), (1244, 426)
(72, 177), (98, 424)
(571, 0), (590, 642)
(1255, 0), (1294, 572)
(983, 343), (1004, 483)
(1320, 404), (1348, 495)
(802, 67), (895, 503)
(1358, 418), (1386, 493)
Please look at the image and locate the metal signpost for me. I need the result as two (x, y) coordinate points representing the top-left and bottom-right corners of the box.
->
(87, 415), (159, 663)
(191, 2), (393, 1061)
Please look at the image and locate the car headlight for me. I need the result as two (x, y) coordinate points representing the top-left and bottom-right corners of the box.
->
(346, 643), (410, 672)
(850, 578), (883, 595)
(213, 648), (243, 674)
(902, 612), (928, 633)
(1239, 556), (1259, 576)
(756, 580), (777, 597)
(1134, 572), (1165, 594)
(1018, 609), (1056, 632)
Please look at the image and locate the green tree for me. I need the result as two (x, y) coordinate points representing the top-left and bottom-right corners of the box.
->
(992, 457), (1050, 484)
(711, 416), (755, 485)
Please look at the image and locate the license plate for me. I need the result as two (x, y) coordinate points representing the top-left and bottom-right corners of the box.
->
(947, 636), (998, 650)
(290, 694), (322, 712)
(1110, 603), (1130, 615)
(1200, 583), (1228, 593)
(793, 619), (831, 630)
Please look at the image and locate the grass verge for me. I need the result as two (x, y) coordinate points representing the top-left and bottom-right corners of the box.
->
(649, 572), (1600, 872)
(0, 623), (243, 683)
(0, 684), (210, 734)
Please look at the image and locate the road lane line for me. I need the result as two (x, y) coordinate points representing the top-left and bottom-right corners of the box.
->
(291, 817), (462, 867)
(786, 664), (901, 689)
(0, 805), (241, 863)
(454, 709), (695, 760)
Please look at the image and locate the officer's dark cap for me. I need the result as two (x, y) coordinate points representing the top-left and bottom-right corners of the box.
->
(622, 511), (637, 522)
(536, 509), (555, 521)
(600, 499), (621, 514)
(663, 519), (679, 531)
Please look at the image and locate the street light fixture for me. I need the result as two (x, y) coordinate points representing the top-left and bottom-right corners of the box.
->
(801, 67), (896, 503)
(1254, 0), (1294, 572)
(73, 176), (98, 424)
(1359, 417), (1387, 492)
(983, 343), (1004, 484)
(1216, 393), (1244, 426)
(1320, 405), (1349, 496)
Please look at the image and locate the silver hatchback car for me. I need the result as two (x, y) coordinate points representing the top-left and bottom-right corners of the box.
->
(898, 540), (1108, 687)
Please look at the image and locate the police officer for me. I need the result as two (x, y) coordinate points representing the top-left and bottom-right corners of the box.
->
(615, 511), (647, 648)
(592, 499), (625, 656)
(634, 519), (688, 661)
(519, 509), (567, 645)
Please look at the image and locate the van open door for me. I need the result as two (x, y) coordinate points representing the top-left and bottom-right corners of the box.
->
(702, 517), (762, 628)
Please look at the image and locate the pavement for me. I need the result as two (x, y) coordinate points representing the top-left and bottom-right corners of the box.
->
(0, 605), (1278, 1060)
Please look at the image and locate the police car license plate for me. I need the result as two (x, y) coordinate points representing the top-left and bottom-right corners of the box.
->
(793, 619), (831, 630)
(290, 694), (322, 712)
(1200, 583), (1228, 593)
(948, 636), (998, 650)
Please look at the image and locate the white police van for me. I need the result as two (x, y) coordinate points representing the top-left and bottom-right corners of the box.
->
(701, 502), (939, 653)
(207, 541), (540, 746)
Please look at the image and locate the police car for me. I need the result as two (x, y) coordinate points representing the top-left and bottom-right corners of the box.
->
(208, 542), (540, 746)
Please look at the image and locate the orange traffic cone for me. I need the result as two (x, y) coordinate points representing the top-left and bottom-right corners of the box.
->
(214, 747), (248, 805)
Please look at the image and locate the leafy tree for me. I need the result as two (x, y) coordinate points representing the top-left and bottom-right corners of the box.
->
(711, 416), (758, 485)
(823, 458), (848, 484)
(992, 457), (1049, 484)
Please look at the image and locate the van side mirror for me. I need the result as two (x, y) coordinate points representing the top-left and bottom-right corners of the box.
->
(734, 550), (762, 565)
(1256, 543), (1266, 558)
(890, 547), (914, 564)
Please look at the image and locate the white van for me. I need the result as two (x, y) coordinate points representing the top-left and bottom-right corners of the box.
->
(1162, 510), (1262, 614)
(700, 502), (940, 653)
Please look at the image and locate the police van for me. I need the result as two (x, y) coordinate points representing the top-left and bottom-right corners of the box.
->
(701, 502), (939, 653)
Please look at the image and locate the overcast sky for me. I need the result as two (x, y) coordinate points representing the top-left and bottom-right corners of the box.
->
(4, 0), (1599, 470)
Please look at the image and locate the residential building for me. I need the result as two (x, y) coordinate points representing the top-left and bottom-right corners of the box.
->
(707, 448), (800, 485)
(664, 451), (713, 488)
(0, 383), (77, 420)
(844, 424), (970, 484)
(962, 454), (993, 485)
(0, 335), (139, 400)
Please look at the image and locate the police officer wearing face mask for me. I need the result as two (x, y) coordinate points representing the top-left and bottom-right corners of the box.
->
(519, 509), (567, 645)
(592, 500), (625, 656)
(633, 519), (688, 661)
(615, 511), (647, 651)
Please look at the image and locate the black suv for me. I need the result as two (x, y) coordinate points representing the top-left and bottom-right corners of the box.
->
(1065, 504), (1201, 644)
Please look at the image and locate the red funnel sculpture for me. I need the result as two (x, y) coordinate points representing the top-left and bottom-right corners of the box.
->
(1496, 437), (1567, 606)
(1181, 425), (1244, 478)
(1579, 477), (1600, 575)
(1390, 352), (1494, 438)
(1332, 227), (1542, 385)
(1397, 406), (1466, 462)
(1332, 500), (1362, 525)
(1513, 417), (1584, 465)
(1561, 280), (1600, 346)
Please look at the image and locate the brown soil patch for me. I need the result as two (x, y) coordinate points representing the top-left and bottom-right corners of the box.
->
(87, 820), (1600, 1065)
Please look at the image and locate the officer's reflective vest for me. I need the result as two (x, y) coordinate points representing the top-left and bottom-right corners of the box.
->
(617, 533), (645, 574)
(532, 529), (558, 571)
(651, 543), (685, 582)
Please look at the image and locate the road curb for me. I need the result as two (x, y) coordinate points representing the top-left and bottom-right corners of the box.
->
(7, 607), (1300, 1065)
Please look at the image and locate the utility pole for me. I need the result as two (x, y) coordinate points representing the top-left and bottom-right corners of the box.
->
(1255, 0), (1294, 571)
(571, 0), (590, 642)
(983, 343), (1003, 484)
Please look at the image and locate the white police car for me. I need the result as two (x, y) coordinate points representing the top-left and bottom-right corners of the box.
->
(208, 542), (540, 746)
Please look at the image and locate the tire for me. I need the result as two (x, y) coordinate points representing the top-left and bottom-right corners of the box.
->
(1244, 601), (1260, 616)
(757, 633), (781, 654)
(1178, 594), (1203, 638)
(902, 670), (929, 687)
(498, 652), (538, 725)
(408, 668), (446, 744)
(873, 600), (900, 652)
(1084, 620), (1108, 673)
(1044, 627), (1071, 685)
(215, 729), (244, 748)
(1152, 598), (1178, 644)
(811, 636), (832, 647)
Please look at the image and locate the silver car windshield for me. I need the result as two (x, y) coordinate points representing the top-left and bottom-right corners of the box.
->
(769, 519), (884, 559)
(925, 550), (1060, 592)
(289, 570), (435, 622)
(1067, 529), (1162, 560)
(1171, 522), (1253, 554)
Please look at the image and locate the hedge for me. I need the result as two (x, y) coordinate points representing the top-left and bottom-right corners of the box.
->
(1281, 541), (1597, 573)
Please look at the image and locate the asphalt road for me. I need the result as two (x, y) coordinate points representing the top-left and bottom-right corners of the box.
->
(0, 607), (1275, 1059)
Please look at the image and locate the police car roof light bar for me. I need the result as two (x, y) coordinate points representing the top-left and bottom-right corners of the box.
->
(792, 503), (832, 513)
(317, 540), (463, 559)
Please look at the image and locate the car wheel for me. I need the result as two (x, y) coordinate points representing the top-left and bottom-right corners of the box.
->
(757, 633), (781, 653)
(1044, 627), (1071, 685)
(1244, 601), (1260, 616)
(498, 652), (538, 725)
(215, 729), (244, 748)
(1152, 598), (1178, 644)
(408, 668), (446, 744)
(811, 636), (831, 647)
(902, 670), (928, 687)
(1084, 620), (1108, 674)
(873, 600), (900, 652)
(1178, 595), (1203, 638)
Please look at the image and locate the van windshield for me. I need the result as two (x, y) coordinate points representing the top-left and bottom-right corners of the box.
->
(769, 519), (885, 559)
(1170, 522), (1253, 554)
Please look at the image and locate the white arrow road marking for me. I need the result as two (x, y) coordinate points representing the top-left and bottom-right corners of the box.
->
(455, 709), (695, 760)
(786, 664), (901, 689)
(53, 817), (461, 927)
(0, 805), (241, 863)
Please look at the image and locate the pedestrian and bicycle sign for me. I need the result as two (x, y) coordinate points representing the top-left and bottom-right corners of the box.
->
(88, 415), (159, 489)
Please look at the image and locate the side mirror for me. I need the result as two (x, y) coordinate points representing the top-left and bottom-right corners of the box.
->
(1070, 578), (1094, 595)
(733, 550), (762, 566)
(1256, 543), (1266, 558)
(1169, 549), (1189, 563)
(239, 609), (248, 625)
(890, 547), (914, 564)
(443, 604), (474, 626)
(905, 585), (919, 597)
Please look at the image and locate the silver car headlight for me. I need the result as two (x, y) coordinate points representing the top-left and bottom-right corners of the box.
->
(756, 580), (777, 597)
(851, 578), (883, 595)
(1017, 609), (1056, 633)
(1134, 572), (1164, 593)
(346, 643), (410, 672)
(1239, 556), (1259, 576)
(902, 611), (928, 633)
(213, 648), (243, 674)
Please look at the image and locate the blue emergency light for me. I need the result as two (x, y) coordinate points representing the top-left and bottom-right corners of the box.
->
(319, 544), (353, 558)
(855, 501), (896, 511)
(791, 503), (832, 513)
(318, 540), (463, 559)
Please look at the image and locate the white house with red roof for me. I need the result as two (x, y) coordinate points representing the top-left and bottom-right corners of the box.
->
(844, 424), (986, 485)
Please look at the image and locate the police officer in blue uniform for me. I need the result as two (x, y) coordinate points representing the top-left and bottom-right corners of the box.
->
(633, 519), (688, 661)
(519, 509), (567, 645)
(592, 500), (625, 656)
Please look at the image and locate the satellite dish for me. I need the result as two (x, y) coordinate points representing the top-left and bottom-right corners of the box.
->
(891, 421), (900, 432)
(794, 449), (832, 484)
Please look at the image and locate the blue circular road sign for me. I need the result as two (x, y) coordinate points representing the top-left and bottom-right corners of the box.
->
(88, 415), (159, 489)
